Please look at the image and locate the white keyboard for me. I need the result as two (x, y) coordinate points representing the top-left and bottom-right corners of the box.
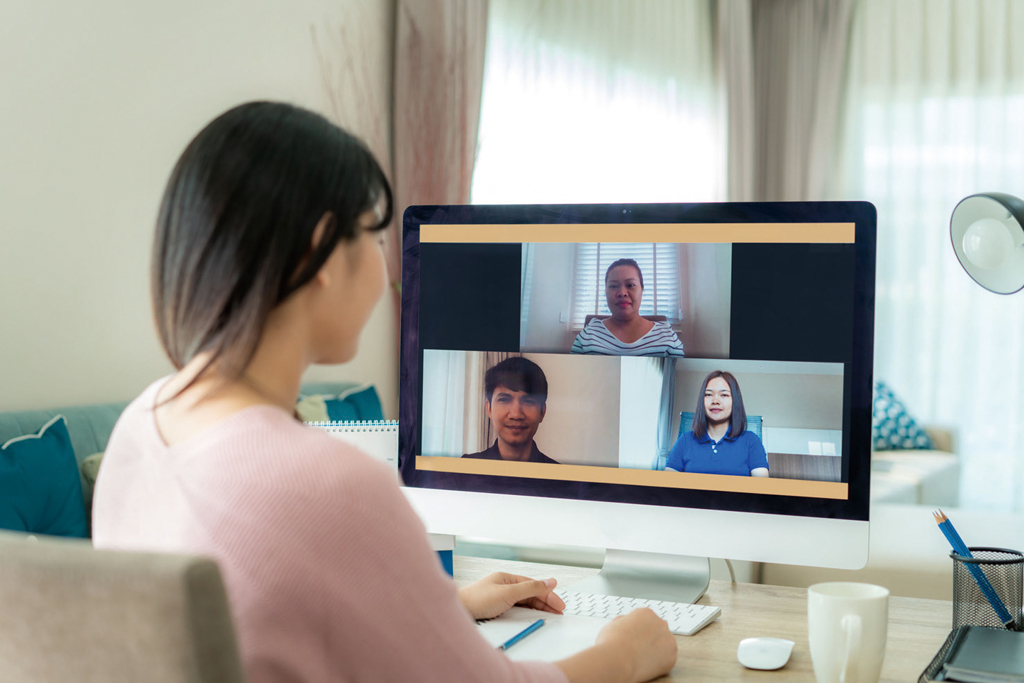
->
(555, 590), (721, 636)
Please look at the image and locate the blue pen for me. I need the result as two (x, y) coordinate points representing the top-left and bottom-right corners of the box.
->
(497, 619), (545, 651)
(933, 509), (1017, 629)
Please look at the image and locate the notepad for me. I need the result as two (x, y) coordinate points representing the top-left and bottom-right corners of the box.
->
(308, 420), (399, 476)
(477, 607), (607, 662)
(939, 625), (1024, 682)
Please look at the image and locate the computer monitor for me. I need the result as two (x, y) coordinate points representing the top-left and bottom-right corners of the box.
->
(399, 202), (876, 603)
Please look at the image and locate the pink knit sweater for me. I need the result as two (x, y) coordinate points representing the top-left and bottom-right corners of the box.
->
(92, 379), (566, 683)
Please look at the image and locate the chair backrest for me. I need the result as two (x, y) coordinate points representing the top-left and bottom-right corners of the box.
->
(0, 531), (246, 683)
(584, 314), (668, 327)
(678, 411), (763, 440)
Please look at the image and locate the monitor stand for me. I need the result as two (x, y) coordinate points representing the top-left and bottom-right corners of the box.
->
(568, 549), (710, 604)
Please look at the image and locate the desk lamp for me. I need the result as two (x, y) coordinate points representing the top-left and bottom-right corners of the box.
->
(950, 192), (1024, 293)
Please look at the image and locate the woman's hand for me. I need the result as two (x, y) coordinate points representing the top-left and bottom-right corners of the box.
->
(595, 608), (678, 682)
(458, 572), (566, 621)
(555, 608), (677, 683)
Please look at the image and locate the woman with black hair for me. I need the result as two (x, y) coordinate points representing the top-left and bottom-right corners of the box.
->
(665, 370), (769, 477)
(92, 102), (675, 683)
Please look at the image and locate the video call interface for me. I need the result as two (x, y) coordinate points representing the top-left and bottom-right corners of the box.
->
(400, 206), (875, 521)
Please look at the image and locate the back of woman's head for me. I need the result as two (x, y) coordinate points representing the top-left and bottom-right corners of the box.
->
(152, 101), (392, 378)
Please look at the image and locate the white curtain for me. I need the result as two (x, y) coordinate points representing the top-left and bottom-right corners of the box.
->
(421, 350), (493, 457)
(751, 0), (857, 201)
(520, 244), (535, 349)
(714, 0), (756, 201)
(471, 0), (722, 204)
(421, 350), (468, 457)
(834, 0), (1024, 511)
(656, 358), (677, 470)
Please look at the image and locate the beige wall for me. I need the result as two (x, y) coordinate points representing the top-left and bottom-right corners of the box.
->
(523, 353), (619, 467)
(0, 0), (399, 416)
(679, 243), (731, 358)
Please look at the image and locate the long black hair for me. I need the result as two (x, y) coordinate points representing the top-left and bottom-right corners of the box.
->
(151, 101), (392, 385)
(692, 370), (747, 439)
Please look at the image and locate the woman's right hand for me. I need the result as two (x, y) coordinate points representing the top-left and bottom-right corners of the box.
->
(597, 609), (678, 682)
(556, 607), (677, 683)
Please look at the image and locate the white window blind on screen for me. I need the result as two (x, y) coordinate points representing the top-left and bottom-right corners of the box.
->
(571, 243), (681, 330)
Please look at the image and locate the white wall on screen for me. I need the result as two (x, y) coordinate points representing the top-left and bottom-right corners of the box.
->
(671, 359), (843, 439)
(680, 243), (732, 358)
(763, 427), (843, 457)
(520, 243), (576, 351)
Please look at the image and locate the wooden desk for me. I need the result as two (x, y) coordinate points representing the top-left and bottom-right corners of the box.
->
(455, 556), (952, 682)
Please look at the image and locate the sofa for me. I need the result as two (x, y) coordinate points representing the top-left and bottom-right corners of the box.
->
(869, 425), (960, 507)
(0, 381), (384, 539)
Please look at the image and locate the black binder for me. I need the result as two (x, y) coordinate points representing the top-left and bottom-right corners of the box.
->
(922, 625), (1024, 682)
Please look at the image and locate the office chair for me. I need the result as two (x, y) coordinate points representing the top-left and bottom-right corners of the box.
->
(0, 530), (245, 683)
(677, 411), (763, 440)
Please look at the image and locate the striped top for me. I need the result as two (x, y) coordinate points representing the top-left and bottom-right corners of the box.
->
(570, 319), (685, 357)
(92, 378), (566, 683)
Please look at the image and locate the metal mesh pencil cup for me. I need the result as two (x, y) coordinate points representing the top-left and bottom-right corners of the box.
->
(951, 547), (1024, 630)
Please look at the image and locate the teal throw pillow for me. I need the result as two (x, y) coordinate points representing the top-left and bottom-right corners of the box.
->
(0, 415), (89, 537)
(871, 381), (934, 451)
(324, 385), (384, 422)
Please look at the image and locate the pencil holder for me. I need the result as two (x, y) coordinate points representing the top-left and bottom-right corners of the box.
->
(951, 547), (1024, 630)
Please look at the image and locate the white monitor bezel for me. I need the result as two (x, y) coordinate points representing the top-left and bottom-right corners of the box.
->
(404, 487), (869, 568)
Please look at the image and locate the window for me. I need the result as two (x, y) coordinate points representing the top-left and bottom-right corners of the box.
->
(835, 0), (1024, 511)
(471, 0), (722, 206)
(570, 243), (681, 329)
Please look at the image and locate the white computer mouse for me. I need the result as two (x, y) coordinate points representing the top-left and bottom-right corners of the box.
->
(736, 637), (795, 670)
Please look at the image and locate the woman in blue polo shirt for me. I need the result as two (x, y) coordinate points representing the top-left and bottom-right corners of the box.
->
(665, 370), (769, 477)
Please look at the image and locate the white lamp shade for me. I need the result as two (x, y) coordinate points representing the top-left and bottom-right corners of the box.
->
(950, 192), (1024, 294)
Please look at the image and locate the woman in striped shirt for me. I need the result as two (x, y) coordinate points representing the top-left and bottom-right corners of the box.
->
(570, 258), (686, 357)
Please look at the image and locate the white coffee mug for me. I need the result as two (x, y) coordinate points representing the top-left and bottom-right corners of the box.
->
(808, 582), (889, 683)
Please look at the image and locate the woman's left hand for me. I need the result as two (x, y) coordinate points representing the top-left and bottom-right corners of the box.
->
(459, 572), (566, 621)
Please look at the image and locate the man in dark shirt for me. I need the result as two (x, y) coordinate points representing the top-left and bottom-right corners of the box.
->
(462, 356), (558, 464)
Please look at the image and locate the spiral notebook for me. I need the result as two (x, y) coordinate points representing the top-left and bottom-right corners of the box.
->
(308, 420), (399, 475)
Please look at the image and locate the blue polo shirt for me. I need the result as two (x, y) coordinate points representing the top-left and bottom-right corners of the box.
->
(665, 427), (769, 476)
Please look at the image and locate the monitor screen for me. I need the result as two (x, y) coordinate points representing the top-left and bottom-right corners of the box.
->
(399, 202), (876, 577)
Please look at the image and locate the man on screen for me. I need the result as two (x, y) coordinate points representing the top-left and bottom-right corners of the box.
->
(462, 356), (559, 464)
